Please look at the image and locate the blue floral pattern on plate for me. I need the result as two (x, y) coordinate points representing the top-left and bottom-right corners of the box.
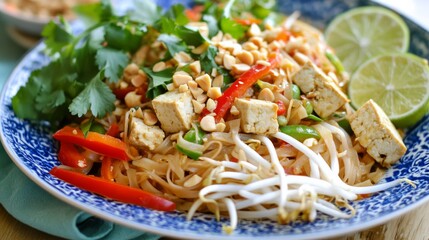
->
(1, 0), (429, 239)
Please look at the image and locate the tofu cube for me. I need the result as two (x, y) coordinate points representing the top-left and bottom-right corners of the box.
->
(292, 61), (349, 118)
(234, 98), (279, 134)
(152, 90), (194, 133)
(128, 118), (165, 151)
(349, 100), (407, 167)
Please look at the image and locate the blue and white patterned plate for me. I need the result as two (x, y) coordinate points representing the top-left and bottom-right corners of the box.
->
(1, 1), (429, 239)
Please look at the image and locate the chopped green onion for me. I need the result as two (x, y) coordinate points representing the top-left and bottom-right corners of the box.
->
(184, 124), (205, 144)
(176, 131), (204, 160)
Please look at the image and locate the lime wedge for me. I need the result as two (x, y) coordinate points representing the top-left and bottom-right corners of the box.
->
(325, 6), (409, 73)
(348, 54), (429, 128)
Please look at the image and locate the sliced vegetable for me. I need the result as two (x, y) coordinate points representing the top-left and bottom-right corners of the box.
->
(101, 157), (114, 181)
(326, 50), (345, 74)
(58, 142), (87, 169)
(276, 100), (286, 116)
(176, 132), (204, 160)
(202, 52), (280, 122)
(276, 31), (291, 42)
(234, 17), (262, 26)
(106, 123), (121, 137)
(304, 100), (313, 115)
(332, 112), (353, 134)
(53, 126), (128, 161)
(279, 125), (321, 141)
(292, 84), (301, 100)
(183, 125), (205, 144)
(277, 115), (287, 126)
(50, 167), (176, 211)
(306, 114), (323, 122)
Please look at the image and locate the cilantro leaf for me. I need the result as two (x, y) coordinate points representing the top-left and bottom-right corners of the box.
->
(42, 19), (75, 56)
(36, 90), (66, 113)
(73, 2), (102, 26)
(158, 34), (187, 59)
(128, 0), (162, 25)
(220, 17), (247, 40)
(144, 67), (174, 99)
(12, 57), (79, 122)
(163, 4), (189, 26)
(95, 48), (129, 83)
(156, 17), (176, 34)
(199, 45), (233, 86)
(175, 26), (206, 47)
(12, 70), (44, 120)
(200, 45), (218, 74)
(202, 15), (219, 38)
(73, 0), (113, 26)
(104, 21), (147, 52)
(69, 72), (116, 118)
(75, 40), (99, 83)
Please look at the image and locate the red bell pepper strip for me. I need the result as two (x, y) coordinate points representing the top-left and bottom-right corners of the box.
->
(276, 100), (286, 116)
(101, 157), (114, 181)
(50, 167), (176, 211)
(276, 31), (291, 42)
(234, 17), (262, 26)
(201, 52), (281, 122)
(113, 86), (136, 100)
(185, 5), (204, 22)
(58, 142), (87, 169)
(53, 126), (129, 161)
(106, 123), (120, 138)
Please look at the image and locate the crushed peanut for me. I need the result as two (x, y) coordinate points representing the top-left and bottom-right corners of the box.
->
(195, 74), (212, 92)
(207, 87), (222, 99)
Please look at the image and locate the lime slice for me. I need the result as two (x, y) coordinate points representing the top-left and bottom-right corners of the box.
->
(348, 54), (429, 128)
(325, 6), (409, 73)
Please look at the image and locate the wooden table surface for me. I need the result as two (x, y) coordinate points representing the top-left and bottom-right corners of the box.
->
(0, 200), (428, 240)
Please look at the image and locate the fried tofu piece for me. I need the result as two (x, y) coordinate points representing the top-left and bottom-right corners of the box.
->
(292, 61), (348, 118)
(234, 98), (279, 134)
(152, 90), (194, 133)
(349, 100), (407, 167)
(128, 118), (165, 151)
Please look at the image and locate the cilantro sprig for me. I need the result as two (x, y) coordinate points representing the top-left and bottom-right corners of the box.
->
(12, 1), (144, 124)
(12, 0), (276, 126)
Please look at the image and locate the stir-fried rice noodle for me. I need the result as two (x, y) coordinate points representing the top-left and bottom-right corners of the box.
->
(67, 11), (413, 232)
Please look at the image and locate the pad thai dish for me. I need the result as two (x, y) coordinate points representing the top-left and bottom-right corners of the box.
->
(12, 0), (415, 233)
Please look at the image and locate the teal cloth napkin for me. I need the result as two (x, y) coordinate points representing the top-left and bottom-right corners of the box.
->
(0, 21), (160, 240)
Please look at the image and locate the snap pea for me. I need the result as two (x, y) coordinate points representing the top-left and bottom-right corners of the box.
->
(303, 100), (322, 122)
(304, 100), (313, 114)
(292, 84), (301, 100)
(332, 112), (353, 134)
(306, 114), (322, 122)
(326, 51), (345, 74)
(279, 125), (321, 141)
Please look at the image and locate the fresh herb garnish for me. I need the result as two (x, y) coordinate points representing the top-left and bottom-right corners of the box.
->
(144, 67), (175, 100)
(11, 0), (275, 125)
